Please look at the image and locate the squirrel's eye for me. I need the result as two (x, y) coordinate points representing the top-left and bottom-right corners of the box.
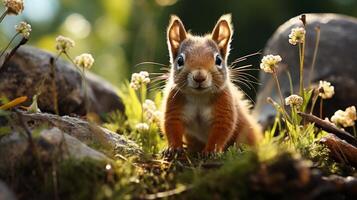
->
(215, 55), (222, 67)
(176, 54), (185, 69)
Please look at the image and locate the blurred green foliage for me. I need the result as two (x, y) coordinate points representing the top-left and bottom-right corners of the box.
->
(1, 0), (357, 90)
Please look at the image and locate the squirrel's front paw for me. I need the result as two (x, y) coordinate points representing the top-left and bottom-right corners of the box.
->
(162, 147), (185, 160)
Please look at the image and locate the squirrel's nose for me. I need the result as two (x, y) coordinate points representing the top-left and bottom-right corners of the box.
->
(193, 74), (207, 83)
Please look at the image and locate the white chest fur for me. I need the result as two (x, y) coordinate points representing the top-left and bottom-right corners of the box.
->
(182, 95), (213, 143)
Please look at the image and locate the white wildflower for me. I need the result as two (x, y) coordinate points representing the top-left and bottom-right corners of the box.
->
(55, 35), (75, 53)
(143, 99), (162, 124)
(331, 106), (357, 128)
(135, 123), (149, 132)
(288, 27), (306, 45)
(143, 99), (156, 112)
(3, 0), (24, 15)
(318, 81), (334, 99)
(285, 94), (303, 108)
(346, 106), (357, 122)
(74, 53), (94, 69)
(130, 71), (150, 90)
(260, 55), (282, 73)
(15, 21), (31, 39)
(147, 110), (162, 124)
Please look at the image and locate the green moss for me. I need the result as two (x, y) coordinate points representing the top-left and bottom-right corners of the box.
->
(55, 159), (108, 200)
(184, 151), (259, 200)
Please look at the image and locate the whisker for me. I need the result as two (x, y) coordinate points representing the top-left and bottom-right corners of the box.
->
(150, 77), (168, 86)
(231, 79), (256, 103)
(171, 83), (186, 100)
(231, 75), (259, 88)
(148, 79), (168, 90)
(232, 75), (261, 86)
(229, 64), (253, 70)
(150, 72), (166, 75)
(135, 61), (169, 68)
(231, 72), (259, 81)
(160, 67), (171, 72)
(149, 84), (166, 91)
(239, 88), (256, 104)
(230, 68), (260, 72)
(230, 51), (261, 65)
(231, 79), (253, 90)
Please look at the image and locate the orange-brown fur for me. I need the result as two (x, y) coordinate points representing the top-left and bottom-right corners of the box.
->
(161, 14), (262, 153)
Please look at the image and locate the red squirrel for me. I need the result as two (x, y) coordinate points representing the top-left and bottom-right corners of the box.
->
(161, 14), (262, 154)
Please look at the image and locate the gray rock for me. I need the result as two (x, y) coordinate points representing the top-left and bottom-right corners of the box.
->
(40, 128), (109, 161)
(256, 13), (357, 124)
(0, 181), (16, 200)
(0, 128), (109, 171)
(10, 111), (142, 157)
(0, 46), (124, 116)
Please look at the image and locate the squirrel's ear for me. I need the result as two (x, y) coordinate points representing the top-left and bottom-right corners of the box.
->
(167, 15), (187, 58)
(211, 14), (233, 58)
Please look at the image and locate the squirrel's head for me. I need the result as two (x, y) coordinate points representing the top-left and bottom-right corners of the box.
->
(167, 14), (233, 94)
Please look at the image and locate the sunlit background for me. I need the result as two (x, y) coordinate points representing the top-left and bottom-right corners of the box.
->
(1, 0), (357, 90)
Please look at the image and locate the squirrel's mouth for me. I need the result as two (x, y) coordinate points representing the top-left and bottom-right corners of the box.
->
(196, 85), (204, 89)
(192, 85), (210, 91)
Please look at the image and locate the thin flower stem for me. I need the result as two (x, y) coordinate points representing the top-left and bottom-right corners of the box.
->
(298, 42), (305, 98)
(319, 99), (323, 118)
(308, 27), (321, 87)
(64, 52), (89, 115)
(140, 83), (145, 123)
(310, 94), (319, 114)
(273, 73), (285, 108)
(273, 73), (291, 122)
(292, 106), (298, 125)
(64, 52), (82, 73)
(286, 70), (294, 94)
(353, 125), (356, 138)
(0, 33), (19, 59)
(0, 9), (8, 24)
(82, 67), (89, 115)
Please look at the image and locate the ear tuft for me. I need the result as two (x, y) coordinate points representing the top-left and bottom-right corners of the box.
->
(211, 14), (234, 59)
(167, 15), (187, 59)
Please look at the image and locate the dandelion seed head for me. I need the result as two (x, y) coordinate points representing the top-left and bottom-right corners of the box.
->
(260, 54), (282, 74)
(74, 53), (95, 69)
(288, 27), (306, 45)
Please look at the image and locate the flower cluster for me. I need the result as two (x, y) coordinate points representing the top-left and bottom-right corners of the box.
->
(143, 99), (162, 124)
(260, 55), (282, 73)
(135, 122), (149, 132)
(55, 35), (75, 53)
(318, 80), (335, 99)
(130, 71), (150, 90)
(3, 0), (24, 15)
(285, 94), (303, 108)
(74, 53), (95, 69)
(331, 106), (357, 128)
(288, 27), (306, 45)
(15, 21), (31, 39)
